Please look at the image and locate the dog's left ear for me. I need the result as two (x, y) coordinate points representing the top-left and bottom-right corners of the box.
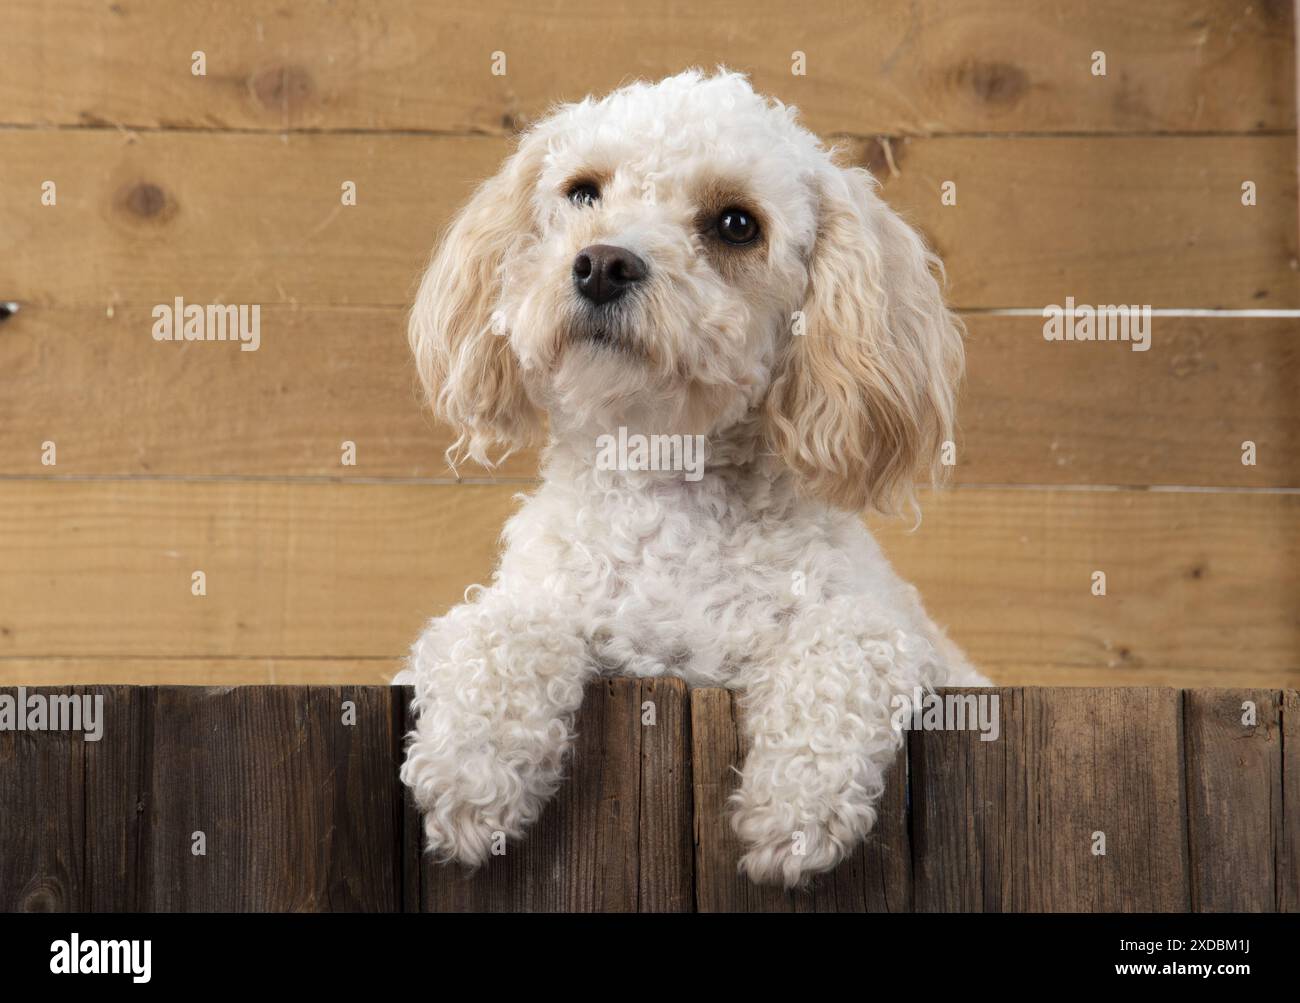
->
(763, 163), (964, 515)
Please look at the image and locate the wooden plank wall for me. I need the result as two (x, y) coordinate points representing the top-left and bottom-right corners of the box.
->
(1, 682), (1295, 912)
(0, 1), (1297, 688)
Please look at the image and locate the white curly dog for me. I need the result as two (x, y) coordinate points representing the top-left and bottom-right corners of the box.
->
(398, 70), (987, 888)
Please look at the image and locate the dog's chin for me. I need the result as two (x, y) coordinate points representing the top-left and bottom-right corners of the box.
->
(545, 333), (681, 432)
(570, 320), (642, 357)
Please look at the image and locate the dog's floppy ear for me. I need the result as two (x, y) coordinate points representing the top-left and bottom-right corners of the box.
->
(763, 163), (963, 515)
(409, 140), (544, 467)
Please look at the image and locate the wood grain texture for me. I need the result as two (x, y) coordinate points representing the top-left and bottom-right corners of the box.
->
(915, 688), (1192, 910)
(83, 686), (147, 911)
(0, 687), (87, 910)
(1281, 689), (1300, 911)
(0, 658), (399, 686)
(140, 686), (402, 910)
(864, 134), (1299, 311)
(911, 688), (1028, 911)
(1023, 688), (1189, 910)
(0, 480), (518, 660)
(2, 131), (1294, 310)
(2, 0), (1292, 135)
(4, 308), (1297, 488)
(1183, 689), (1284, 911)
(869, 488), (1300, 683)
(689, 687), (911, 912)
(977, 663), (1300, 689)
(1, 684), (1293, 911)
(637, 677), (695, 912)
(0, 305), (466, 478)
(959, 315), (1300, 489)
(1, 482), (1297, 686)
(0, 129), (506, 310)
(420, 677), (693, 911)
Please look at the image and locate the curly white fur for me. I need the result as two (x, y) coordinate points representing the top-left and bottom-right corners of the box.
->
(398, 70), (987, 888)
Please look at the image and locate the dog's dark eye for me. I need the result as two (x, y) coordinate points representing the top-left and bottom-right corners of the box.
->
(567, 182), (600, 207)
(717, 208), (759, 244)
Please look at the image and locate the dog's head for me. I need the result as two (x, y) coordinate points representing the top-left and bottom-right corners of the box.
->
(410, 70), (962, 514)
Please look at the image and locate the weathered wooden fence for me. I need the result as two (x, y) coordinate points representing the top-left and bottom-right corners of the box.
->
(1, 684), (1295, 912)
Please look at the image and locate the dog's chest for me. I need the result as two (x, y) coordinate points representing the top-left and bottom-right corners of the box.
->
(584, 524), (784, 685)
(503, 466), (874, 685)
(544, 477), (830, 686)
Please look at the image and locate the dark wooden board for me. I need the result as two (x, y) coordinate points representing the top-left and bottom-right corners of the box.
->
(1280, 690), (1300, 913)
(1183, 689), (1284, 911)
(0, 685), (1292, 911)
(83, 685), (147, 910)
(139, 686), (402, 911)
(911, 688), (1028, 911)
(1021, 688), (1190, 911)
(637, 677), (695, 913)
(0, 687), (88, 911)
(914, 688), (1191, 910)
(690, 688), (789, 912)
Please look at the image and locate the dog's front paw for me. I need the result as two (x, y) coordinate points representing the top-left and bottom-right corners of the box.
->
(417, 794), (506, 868)
(730, 745), (882, 888)
(400, 739), (548, 868)
(732, 802), (851, 888)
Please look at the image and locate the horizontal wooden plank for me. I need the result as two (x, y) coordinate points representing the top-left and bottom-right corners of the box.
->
(3, 307), (1297, 487)
(3, 0), (1292, 134)
(0, 482), (1296, 686)
(971, 663), (1300, 689)
(4, 657), (1295, 689)
(959, 315), (1300, 488)
(0, 658), (399, 686)
(1, 132), (1294, 310)
(869, 135), (1299, 310)
(0, 129), (504, 310)
(0, 481), (519, 659)
(873, 487), (1300, 682)
(0, 305), (475, 477)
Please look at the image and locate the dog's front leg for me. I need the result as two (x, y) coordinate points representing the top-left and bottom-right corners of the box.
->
(730, 600), (919, 888)
(398, 587), (591, 868)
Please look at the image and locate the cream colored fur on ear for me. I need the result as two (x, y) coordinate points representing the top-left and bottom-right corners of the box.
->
(409, 144), (544, 467)
(764, 164), (964, 516)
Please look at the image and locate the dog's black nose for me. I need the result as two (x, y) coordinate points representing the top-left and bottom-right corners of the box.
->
(573, 244), (647, 305)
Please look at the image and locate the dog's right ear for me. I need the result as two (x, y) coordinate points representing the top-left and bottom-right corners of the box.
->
(409, 140), (544, 467)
